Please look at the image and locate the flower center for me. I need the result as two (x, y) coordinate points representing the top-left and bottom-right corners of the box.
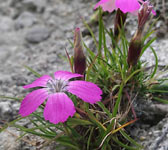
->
(46, 79), (68, 94)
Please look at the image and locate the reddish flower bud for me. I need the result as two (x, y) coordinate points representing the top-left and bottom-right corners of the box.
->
(138, 1), (153, 30)
(127, 30), (142, 66)
(74, 28), (86, 75)
(127, 1), (153, 66)
(114, 9), (127, 42)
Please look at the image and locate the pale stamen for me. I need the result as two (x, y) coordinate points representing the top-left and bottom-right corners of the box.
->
(46, 79), (68, 93)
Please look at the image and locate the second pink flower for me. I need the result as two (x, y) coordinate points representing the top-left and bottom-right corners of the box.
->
(94, 0), (141, 14)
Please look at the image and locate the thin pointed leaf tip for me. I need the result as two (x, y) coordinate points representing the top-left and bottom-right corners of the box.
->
(19, 71), (102, 124)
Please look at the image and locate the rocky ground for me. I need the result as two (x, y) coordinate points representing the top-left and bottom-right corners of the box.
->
(0, 0), (168, 150)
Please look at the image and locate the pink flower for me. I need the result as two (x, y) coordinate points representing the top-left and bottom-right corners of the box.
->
(94, 0), (141, 14)
(19, 71), (102, 124)
(94, 0), (156, 15)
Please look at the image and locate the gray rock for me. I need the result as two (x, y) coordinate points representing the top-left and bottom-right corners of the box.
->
(0, 101), (13, 123)
(15, 11), (37, 29)
(141, 39), (168, 66)
(0, 16), (13, 32)
(0, 127), (21, 150)
(9, 0), (22, 7)
(22, 0), (46, 13)
(131, 117), (168, 150)
(11, 74), (27, 86)
(25, 26), (51, 43)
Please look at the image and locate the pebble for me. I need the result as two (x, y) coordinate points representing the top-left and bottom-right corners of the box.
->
(148, 132), (152, 135)
(25, 26), (51, 43)
(0, 101), (13, 123)
(22, 0), (46, 13)
(139, 136), (146, 141)
(0, 16), (13, 32)
(15, 11), (37, 29)
(0, 128), (20, 150)
(11, 74), (27, 86)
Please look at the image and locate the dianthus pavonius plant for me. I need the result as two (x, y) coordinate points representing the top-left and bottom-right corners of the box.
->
(2, 0), (159, 149)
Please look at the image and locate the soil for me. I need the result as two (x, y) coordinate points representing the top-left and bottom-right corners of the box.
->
(0, 0), (168, 150)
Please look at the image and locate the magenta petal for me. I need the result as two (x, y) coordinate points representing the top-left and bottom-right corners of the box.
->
(19, 89), (48, 117)
(67, 81), (102, 104)
(23, 75), (52, 89)
(116, 0), (140, 13)
(44, 93), (76, 124)
(94, 0), (109, 9)
(152, 9), (156, 16)
(54, 71), (83, 81)
(94, 0), (116, 12)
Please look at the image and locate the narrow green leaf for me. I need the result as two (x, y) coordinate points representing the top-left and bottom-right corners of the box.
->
(112, 82), (124, 118)
(153, 97), (168, 104)
(87, 109), (106, 132)
(149, 89), (168, 93)
(125, 69), (142, 84)
(58, 141), (79, 150)
(98, 7), (103, 56)
(0, 96), (22, 101)
(82, 18), (98, 49)
(24, 65), (41, 77)
(0, 117), (24, 132)
(112, 136), (141, 150)
(97, 102), (112, 118)
(87, 127), (94, 150)
(68, 39), (74, 48)
(14, 124), (56, 138)
(120, 130), (143, 149)
(67, 118), (92, 126)
(150, 47), (158, 78)
(140, 37), (156, 56)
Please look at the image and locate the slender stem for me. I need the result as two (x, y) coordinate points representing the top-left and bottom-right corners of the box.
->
(75, 107), (88, 118)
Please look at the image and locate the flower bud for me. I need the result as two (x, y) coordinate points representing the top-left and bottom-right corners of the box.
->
(114, 9), (127, 42)
(127, 1), (153, 66)
(138, 1), (153, 31)
(74, 28), (86, 75)
(127, 30), (142, 66)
